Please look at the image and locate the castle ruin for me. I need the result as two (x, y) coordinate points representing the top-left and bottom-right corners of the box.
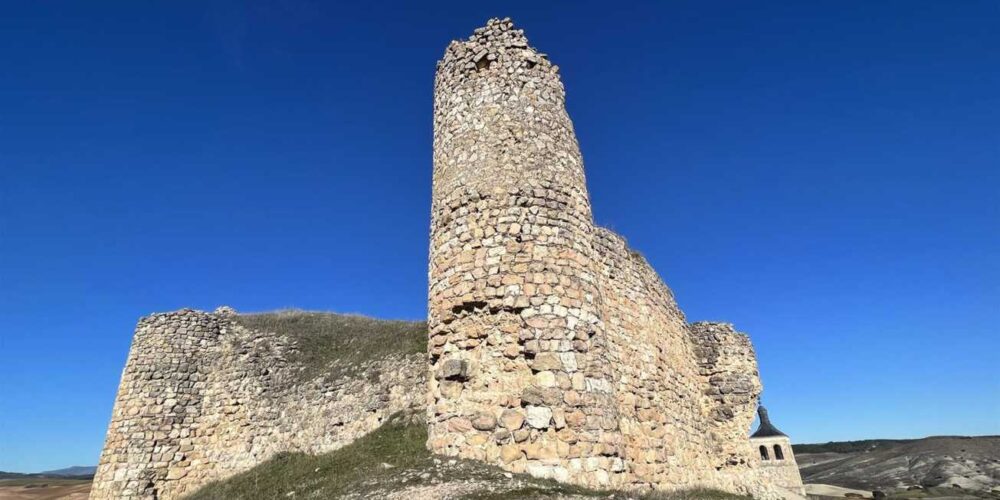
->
(91, 18), (803, 500)
(426, 18), (797, 498)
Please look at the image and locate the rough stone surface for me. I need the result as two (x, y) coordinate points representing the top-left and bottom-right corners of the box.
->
(90, 17), (803, 500)
(426, 18), (796, 498)
(90, 309), (425, 500)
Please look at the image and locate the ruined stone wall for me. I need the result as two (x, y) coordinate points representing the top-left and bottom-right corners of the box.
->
(428, 18), (782, 498)
(91, 309), (424, 500)
(593, 233), (768, 493)
(690, 322), (764, 467)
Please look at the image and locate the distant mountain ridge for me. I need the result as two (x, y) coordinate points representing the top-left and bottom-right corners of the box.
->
(0, 465), (96, 479)
(40, 465), (97, 477)
(794, 435), (1000, 454)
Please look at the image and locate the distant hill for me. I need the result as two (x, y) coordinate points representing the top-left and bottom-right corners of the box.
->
(794, 438), (918, 454)
(0, 465), (96, 479)
(793, 436), (1000, 455)
(796, 435), (1000, 492)
(40, 465), (97, 477)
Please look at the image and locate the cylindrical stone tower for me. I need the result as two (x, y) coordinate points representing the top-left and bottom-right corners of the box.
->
(427, 18), (622, 486)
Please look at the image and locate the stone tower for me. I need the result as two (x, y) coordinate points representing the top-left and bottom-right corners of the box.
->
(750, 405), (806, 496)
(427, 16), (618, 487)
(428, 18), (783, 497)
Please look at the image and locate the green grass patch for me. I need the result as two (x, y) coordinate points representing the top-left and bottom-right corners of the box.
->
(231, 310), (426, 380)
(186, 414), (432, 500)
(186, 415), (750, 500)
(463, 487), (749, 500)
(460, 481), (609, 499)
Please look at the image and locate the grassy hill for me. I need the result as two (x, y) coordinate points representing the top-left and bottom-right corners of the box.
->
(231, 310), (426, 379)
(186, 413), (747, 500)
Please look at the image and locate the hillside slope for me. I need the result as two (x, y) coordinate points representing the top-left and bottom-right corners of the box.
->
(186, 413), (747, 500)
(797, 436), (1000, 492)
(231, 310), (427, 380)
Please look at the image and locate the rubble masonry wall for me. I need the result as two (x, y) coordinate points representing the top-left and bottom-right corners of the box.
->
(91, 310), (424, 500)
(427, 18), (781, 498)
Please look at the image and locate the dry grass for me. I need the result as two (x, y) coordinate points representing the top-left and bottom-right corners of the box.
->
(231, 309), (426, 379)
(0, 478), (91, 500)
(195, 312), (753, 499)
(185, 415), (749, 500)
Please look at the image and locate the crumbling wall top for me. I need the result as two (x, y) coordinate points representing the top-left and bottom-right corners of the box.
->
(437, 18), (557, 81)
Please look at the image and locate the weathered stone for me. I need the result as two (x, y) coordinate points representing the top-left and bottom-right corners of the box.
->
(533, 371), (557, 387)
(439, 380), (463, 399)
(552, 408), (567, 430)
(164, 469), (186, 481)
(437, 359), (469, 381)
(531, 352), (563, 371)
(471, 412), (497, 431)
(525, 406), (552, 429)
(523, 441), (559, 461)
(520, 386), (561, 406)
(513, 429), (531, 443)
(500, 444), (523, 463)
(523, 340), (540, 354)
(499, 409), (525, 430)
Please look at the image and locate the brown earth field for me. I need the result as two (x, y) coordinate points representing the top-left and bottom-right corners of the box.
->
(0, 479), (91, 500)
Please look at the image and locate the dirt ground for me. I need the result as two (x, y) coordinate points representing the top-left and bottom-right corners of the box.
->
(0, 479), (91, 500)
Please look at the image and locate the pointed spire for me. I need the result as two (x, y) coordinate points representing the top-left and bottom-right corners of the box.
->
(751, 404), (788, 438)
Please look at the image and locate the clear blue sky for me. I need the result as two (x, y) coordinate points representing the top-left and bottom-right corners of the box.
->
(1, 1), (997, 473)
